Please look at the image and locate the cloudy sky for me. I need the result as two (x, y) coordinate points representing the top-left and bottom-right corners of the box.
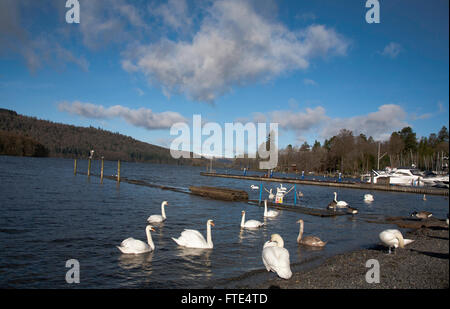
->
(1, 0), (448, 153)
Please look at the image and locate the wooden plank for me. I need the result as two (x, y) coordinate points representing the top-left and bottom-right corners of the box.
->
(189, 186), (248, 201)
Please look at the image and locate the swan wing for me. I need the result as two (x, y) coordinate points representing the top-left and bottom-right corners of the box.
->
(118, 238), (149, 253)
(403, 239), (415, 246)
(147, 215), (164, 223)
(336, 201), (348, 207)
(244, 220), (264, 228)
(262, 247), (292, 279)
(267, 210), (279, 217)
(173, 229), (207, 248)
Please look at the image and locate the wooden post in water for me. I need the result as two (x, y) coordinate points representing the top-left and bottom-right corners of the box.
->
(87, 159), (91, 176)
(117, 160), (121, 182)
(74, 159), (77, 175)
(100, 157), (104, 182)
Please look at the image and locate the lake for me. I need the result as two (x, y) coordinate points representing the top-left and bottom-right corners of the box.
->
(0, 156), (447, 288)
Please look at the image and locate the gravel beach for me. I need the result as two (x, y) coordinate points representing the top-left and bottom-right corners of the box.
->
(249, 225), (449, 289)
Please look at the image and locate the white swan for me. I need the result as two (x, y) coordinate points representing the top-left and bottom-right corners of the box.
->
(172, 219), (214, 249)
(268, 188), (275, 200)
(264, 200), (279, 218)
(379, 229), (415, 254)
(241, 210), (264, 228)
(262, 234), (292, 279)
(250, 185), (259, 190)
(147, 201), (168, 223)
(333, 192), (348, 208)
(117, 225), (156, 254)
(364, 194), (374, 202)
(297, 219), (326, 247)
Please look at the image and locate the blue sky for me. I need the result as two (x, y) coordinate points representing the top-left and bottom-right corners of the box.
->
(0, 0), (448, 155)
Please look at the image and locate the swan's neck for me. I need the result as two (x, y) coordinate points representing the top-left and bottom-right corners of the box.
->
(206, 223), (213, 248)
(145, 227), (155, 250)
(297, 221), (304, 243)
(264, 201), (268, 216)
(334, 192), (338, 202)
(161, 203), (166, 219)
(241, 213), (245, 227)
(275, 237), (284, 248)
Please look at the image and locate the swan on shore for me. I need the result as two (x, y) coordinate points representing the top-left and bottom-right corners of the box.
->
(364, 194), (374, 202)
(264, 200), (279, 218)
(172, 219), (215, 249)
(241, 210), (264, 229)
(411, 211), (432, 219)
(147, 201), (168, 223)
(117, 225), (156, 254)
(262, 234), (292, 279)
(379, 229), (415, 254)
(296, 219), (326, 247)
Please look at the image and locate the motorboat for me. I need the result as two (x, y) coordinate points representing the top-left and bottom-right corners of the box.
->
(364, 167), (423, 186)
(421, 172), (449, 188)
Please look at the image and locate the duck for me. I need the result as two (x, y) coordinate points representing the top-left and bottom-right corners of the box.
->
(263, 199), (279, 218)
(379, 229), (415, 254)
(364, 194), (374, 202)
(296, 219), (326, 247)
(262, 234), (292, 279)
(117, 225), (156, 254)
(241, 210), (264, 229)
(410, 211), (432, 219)
(147, 201), (168, 223)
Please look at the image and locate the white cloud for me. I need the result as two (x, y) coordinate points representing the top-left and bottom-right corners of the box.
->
(303, 78), (318, 86)
(269, 106), (328, 131)
(58, 101), (187, 130)
(381, 42), (402, 59)
(151, 0), (192, 33)
(321, 104), (409, 140)
(122, 0), (349, 103)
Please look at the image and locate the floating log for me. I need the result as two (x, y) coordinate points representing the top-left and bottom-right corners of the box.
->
(189, 186), (248, 201)
(248, 199), (348, 217)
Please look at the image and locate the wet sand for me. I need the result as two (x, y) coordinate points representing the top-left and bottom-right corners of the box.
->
(247, 225), (449, 289)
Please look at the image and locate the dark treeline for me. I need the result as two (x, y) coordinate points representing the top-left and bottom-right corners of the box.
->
(275, 126), (449, 175)
(0, 131), (49, 157)
(0, 108), (205, 166)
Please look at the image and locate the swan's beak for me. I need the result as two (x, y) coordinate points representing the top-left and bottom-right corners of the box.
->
(210, 221), (215, 227)
(150, 227), (156, 232)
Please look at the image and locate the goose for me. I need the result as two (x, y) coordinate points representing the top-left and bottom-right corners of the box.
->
(241, 210), (264, 229)
(347, 207), (359, 215)
(250, 185), (259, 190)
(147, 201), (168, 223)
(117, 225), (156, 254)
(333, 192), (348, 208)
(296, 219), (326, 247)
(172, 219), (215, 249)
(327, 200), (337, 211)
(364, 194), (374, 202)
(263, 199), (279, 218)
(262, 234), (292, 279)
(379, 229), (415, 254)
(411, 211), (432, 219)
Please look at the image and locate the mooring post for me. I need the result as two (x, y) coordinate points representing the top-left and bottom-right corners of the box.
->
(87, 159), (91, 177)
(259, 182), (262, 205)
(100, 157), (104, 182)
(74, 159), (77, 175)
(117, 160), (121, 182)
(294, 184), (297, 205)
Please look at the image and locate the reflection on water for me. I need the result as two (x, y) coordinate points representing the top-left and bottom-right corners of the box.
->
(0, 156), (448, 288)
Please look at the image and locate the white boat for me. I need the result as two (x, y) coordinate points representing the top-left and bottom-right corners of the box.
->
(364, 168), (423, 186)
(421, 172), (449, 188)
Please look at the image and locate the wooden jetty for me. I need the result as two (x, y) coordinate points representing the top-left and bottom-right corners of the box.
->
(200, 172), (449, 196)
(190, 186), (248, 201)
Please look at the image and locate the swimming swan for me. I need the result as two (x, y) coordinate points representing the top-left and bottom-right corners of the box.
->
(262, 234), (292, 279)
(296, 219), (326, 247)
(172, 219), (215, 249)
(264, 200), (279, 218)
(379, 229), (415, 254)
(364, 194), (374, 202)
(250, 185), (259, 190)
(147, 201), (168, 223)
(241, 210), (264, 228)
(117, 225), (156, 254)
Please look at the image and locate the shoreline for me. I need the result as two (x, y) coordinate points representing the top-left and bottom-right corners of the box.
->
(223, 225), (448, 289)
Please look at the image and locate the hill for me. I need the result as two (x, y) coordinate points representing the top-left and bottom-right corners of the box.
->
(0, 108), (202, 165)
